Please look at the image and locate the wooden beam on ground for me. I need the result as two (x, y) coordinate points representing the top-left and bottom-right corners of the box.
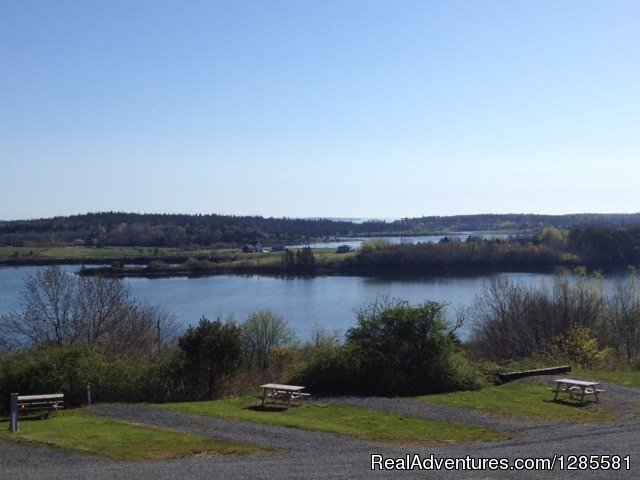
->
(498, 365), (571, 382)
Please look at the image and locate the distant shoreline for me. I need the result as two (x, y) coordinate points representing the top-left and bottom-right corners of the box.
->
(0, 252), (566, 278)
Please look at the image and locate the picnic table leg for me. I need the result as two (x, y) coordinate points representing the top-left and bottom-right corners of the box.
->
(580, 388), (586, 405)
(554, 383), (561, 401)
(261, 388), (267, 407)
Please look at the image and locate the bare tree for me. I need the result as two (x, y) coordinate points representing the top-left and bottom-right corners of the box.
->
(472, 276), (535, 359)
(472, 272), (607, 361)
(0, 266), (82, 347)
(241, 310), (297, 370)
(77, 275), (132, 345)
(0, 266), (177, 356)
(103, 304), (178, 357)
(606, 272), (640, 360)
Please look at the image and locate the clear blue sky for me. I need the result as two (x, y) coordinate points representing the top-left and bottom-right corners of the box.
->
(1, 1), (639, 220)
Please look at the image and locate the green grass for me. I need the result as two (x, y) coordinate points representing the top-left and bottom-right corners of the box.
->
(418, 382), (615, 422)
(159, 395), (505, 445)
(576, 371), (640, 388)
(0, 245), (350, 264)
(0, 410), (271, 460)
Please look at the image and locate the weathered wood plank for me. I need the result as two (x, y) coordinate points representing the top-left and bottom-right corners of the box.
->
(498, 365), (571, 382)
(17, 393), (64, 401)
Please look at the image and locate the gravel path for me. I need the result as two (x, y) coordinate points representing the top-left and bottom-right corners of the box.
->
(2, 379), (639, 480)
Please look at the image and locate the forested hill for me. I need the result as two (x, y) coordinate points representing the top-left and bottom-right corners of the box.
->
(1, 212), (640, 247)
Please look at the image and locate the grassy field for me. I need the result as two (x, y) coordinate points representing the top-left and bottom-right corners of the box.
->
(0, 410), (271, 460)
(0, 245), (354, 265)
(159, 395), (505, 445)
(417, 381), (615, 422)
(0, 246), (221, 260)
(576, 371), (640, 388)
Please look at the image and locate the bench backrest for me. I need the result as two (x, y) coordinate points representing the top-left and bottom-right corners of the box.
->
(18, 393), (64, 402)
(17, 393), (64, 411)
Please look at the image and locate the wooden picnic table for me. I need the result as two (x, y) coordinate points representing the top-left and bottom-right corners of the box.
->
(260, 383), (309, 407)
(551, 378), (604, 404)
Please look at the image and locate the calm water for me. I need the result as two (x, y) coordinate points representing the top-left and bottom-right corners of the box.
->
(0, 265), (552, 340)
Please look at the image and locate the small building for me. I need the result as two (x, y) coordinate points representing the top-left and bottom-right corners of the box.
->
(242, 241), (263, 253)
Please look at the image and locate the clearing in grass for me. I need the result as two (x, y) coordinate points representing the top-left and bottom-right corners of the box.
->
(0, 410), (271, 460)
(418, 381), (615, 422)
(159, 395), (505, 444)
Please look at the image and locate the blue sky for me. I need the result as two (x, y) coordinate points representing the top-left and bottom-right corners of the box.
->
(1, 1), (639, 220)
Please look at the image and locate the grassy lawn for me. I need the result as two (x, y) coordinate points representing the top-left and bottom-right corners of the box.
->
(417, 382), (615, 422)
(159, 395), (505, 445)
(0, 410), (271, 460)
(576, 371), (640, 388)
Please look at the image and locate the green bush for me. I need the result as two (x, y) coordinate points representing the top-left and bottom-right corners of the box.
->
(292, 299), (483, 395)
(551, 325), (615, 369)
(289, 345), (360, 394)
(178, 317), (243, 400)
(0, 345), (180, 411)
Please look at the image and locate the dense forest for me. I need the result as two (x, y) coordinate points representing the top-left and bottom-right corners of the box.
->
(2, 211), (640, 247)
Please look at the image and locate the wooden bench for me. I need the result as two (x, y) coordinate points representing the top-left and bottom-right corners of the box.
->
(18, 393), (64, 413)
(9, 393), (64, 432)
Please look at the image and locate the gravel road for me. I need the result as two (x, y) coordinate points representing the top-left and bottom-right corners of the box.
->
(2, 378), (638, 480)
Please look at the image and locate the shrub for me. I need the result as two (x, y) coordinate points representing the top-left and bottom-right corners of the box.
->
(178, 316), (243, 400)
(289, 345), (360, 394)
(0, 345), (180, 411)
(292, 298), (482, 395)
(552, 325), (614, 369)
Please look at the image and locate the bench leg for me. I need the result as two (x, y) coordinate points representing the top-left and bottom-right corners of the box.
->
(10, 393), (19, 433)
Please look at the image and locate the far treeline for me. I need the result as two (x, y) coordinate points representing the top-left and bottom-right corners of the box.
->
(3, 211), (640, 247)
(345, 227), (640, 273)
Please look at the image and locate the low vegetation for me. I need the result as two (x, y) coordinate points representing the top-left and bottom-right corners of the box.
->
(291, 298), (483, 395)
(470, 270), (640, 363)
(340, 238), (570, 275)
(161, 396), (505, 444)
(0, 410), (270, 459)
